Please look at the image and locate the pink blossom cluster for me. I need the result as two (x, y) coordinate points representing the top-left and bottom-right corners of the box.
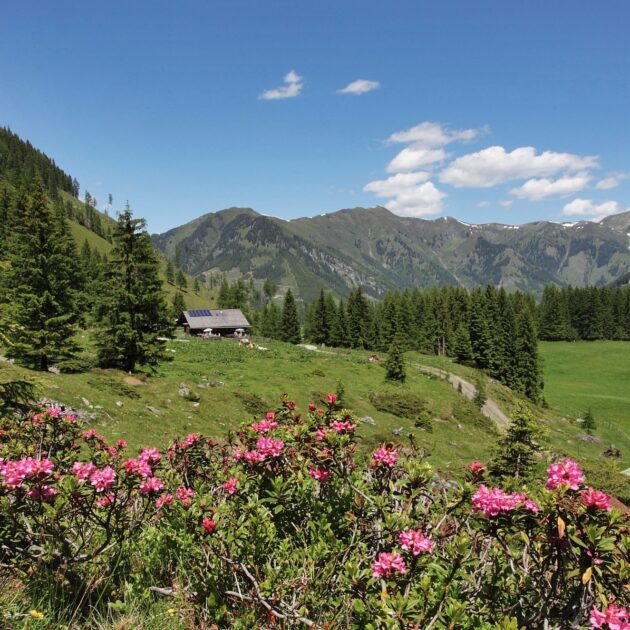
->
(546, 458), (584, 491)
(182, 433), (201, 448)
(28, 485), (57, 501)
(89, 466), (116, 493)
(0, 457), (55, 489)
(331, 420), (357, 434)
(472, 485), (539, 518)
(590, 604), (629, 629)
(139, 476), (164, 495)
(175, 486), (195, 506)
(155, 493), (174, 509)
(308, 467), (332, 483)
(372, 445), (398, 468)
(124, 457), (153, 478)
(372, 552), (407, 579)
(581, 487), (612, 512)
(202, 516), (217, 534)
(250, 417), (278, 434)
(82, 428), (105, 443)
(255, 437), (284, 458)
(326, 394), (337, 406)
(222, 477), (238, 494)
(72, 461), (97, 483)
(96, 493), (114, 508)
(315, 428), (329, 441)
(398, 528), (433, 556)
(468, 460), (488, 476)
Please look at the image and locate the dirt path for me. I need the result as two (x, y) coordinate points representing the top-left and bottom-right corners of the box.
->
(296, 345), (511, 432)
(414, 364), (511, 432)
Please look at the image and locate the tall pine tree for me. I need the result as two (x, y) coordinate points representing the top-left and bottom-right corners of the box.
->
(280, 288), (301, 344)
(1, 182), (79, 370)
(96, 207), (172, 372)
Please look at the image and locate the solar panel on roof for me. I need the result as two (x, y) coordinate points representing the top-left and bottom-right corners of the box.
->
(188, 309), (212, 317)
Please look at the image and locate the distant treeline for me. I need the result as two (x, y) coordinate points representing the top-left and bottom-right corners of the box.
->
(0, 127), (77, 198)
(538, 284), (630, 341)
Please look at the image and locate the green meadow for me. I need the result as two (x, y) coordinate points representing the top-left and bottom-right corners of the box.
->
(540, 341), (630, 464)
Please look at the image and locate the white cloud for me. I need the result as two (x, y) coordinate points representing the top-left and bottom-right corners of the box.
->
(364, 173), (445, 217)
(364, 172), (431, 197)
(387, 147), (447, 173)
(440, 146), (599, 188)
(509, 172), (591, 201)
(476, 201), (491, 208)
(337, 79), (380, 95)
(388, 121), (483, 147)
(499, 200), (513, 208)
(562, 198), (623, 220)
(384, 181), (446, 217)
(595, 172), (630, 190)
(259, 70), (303, 100)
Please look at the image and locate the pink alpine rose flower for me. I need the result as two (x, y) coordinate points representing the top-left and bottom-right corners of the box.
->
(202, 516), (216, 534)
(468, 460), (487, 475)
(372, 552), (407, 579)
(175, 486), (195, 506)
(546, 458), (584, 491)
(589, 603), (629, 629)
(222, 477), (238, 494)
(581, 487), (612, 512)
(139, 476), (164, 495)
(308, 467), (332, 483)
(331, 420), (357, 434)
(326, 393), (337, 406)
(72, 461), (97, 483)
(398, 528), (433, 556)
(156, 493), (174, 509)
(250, 418), (278, 434)
(28, 485), (57, 501)
(256, 437), (284, 458)
(89, 466), (116, 493)
(372, 445), (398, 468)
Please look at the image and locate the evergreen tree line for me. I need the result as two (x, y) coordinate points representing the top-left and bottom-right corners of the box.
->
(301, 286), (542, 401)
(0, 127), (77, 198)
(0, 180), (171, 373)
(537, 284), (630, 341)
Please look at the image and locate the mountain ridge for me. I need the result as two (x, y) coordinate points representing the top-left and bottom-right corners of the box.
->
(152, 205), (630, 301)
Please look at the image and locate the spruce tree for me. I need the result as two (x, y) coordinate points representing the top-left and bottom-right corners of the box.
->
(171, 291), (186, 319)
(165, 260), (175, 284)
(96, 207), (172, 372)
(280, 288), (301, 344)
(514, 309), (542, 402)
(453, 323), (474, 365)
(175, 269), (188, 291)
(330, 299), (349, 347)
(385, 333), (406, 383)
(583, 408), (596, 435)
(311, 289), (330, 345)
(1, 182), (79, 370)
(490, 402), (543, 483)
(193, 277), (201, 294)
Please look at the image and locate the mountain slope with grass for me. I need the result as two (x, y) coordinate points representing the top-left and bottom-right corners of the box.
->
(152, 205), (630, 300)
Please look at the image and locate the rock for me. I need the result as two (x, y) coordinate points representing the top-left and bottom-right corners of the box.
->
(392, 427), (403, 436)
(123, 376), (144, 386)
(94, 405), (103, 410)
(146, 405), (162, 416)
(178, 384), (190, 398)
(603, 445), (621, 458)
(578, 434), (602, 443)
(192, 402), (200, 408)
(81, 397), (91, 407)
(208, 380), (225, 388)
(361, 416), (375, 425)
(197, 383), (208, 389)
(116, 401), (124, 408)
(48, 366), (60, 374)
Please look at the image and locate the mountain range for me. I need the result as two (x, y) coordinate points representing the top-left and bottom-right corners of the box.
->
(151, 206), (630, 301)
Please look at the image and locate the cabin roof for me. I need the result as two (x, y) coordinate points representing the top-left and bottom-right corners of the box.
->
(178, 308), (251, 329)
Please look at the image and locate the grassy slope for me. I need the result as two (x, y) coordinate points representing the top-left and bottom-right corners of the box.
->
(63, 196), (217, 309)
(0, 337), (496, 474)
(539, 341), (630, 465)
(407, 345), (630, 474)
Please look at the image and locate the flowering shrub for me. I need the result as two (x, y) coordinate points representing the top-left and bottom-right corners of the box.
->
(0, 398), (628, 627)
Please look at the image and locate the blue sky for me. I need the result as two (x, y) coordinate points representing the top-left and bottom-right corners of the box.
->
(2, 1), (630, 232)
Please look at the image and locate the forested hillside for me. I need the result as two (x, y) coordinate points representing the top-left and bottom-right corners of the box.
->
(152, 205), (630, 300)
